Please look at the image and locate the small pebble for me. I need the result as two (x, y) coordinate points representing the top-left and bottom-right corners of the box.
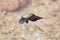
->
(36, 37), (41, 40)
(33, 32), (41, 40)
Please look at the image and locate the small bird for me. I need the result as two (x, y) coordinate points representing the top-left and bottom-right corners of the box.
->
(19, 13), (43, 24)
(27, 13), (42, 21)
(19, 17), (28, 24)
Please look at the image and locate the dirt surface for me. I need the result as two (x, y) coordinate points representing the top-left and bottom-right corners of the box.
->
(0, 0), (60, 40)
(0, 0), (27, 11)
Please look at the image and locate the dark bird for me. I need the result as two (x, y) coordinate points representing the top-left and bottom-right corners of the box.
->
(19, 17), (28, 24)
(27, 13), (43, 21)
(19, 13), (43, 24)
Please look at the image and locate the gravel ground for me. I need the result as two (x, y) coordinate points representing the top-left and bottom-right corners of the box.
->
(0, 0), (60, 40)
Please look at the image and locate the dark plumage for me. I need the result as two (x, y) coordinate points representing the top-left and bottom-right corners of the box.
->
(19, 17), (28, 24)
(19, 13), (43, 24)
(27, 14), (42, 21)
